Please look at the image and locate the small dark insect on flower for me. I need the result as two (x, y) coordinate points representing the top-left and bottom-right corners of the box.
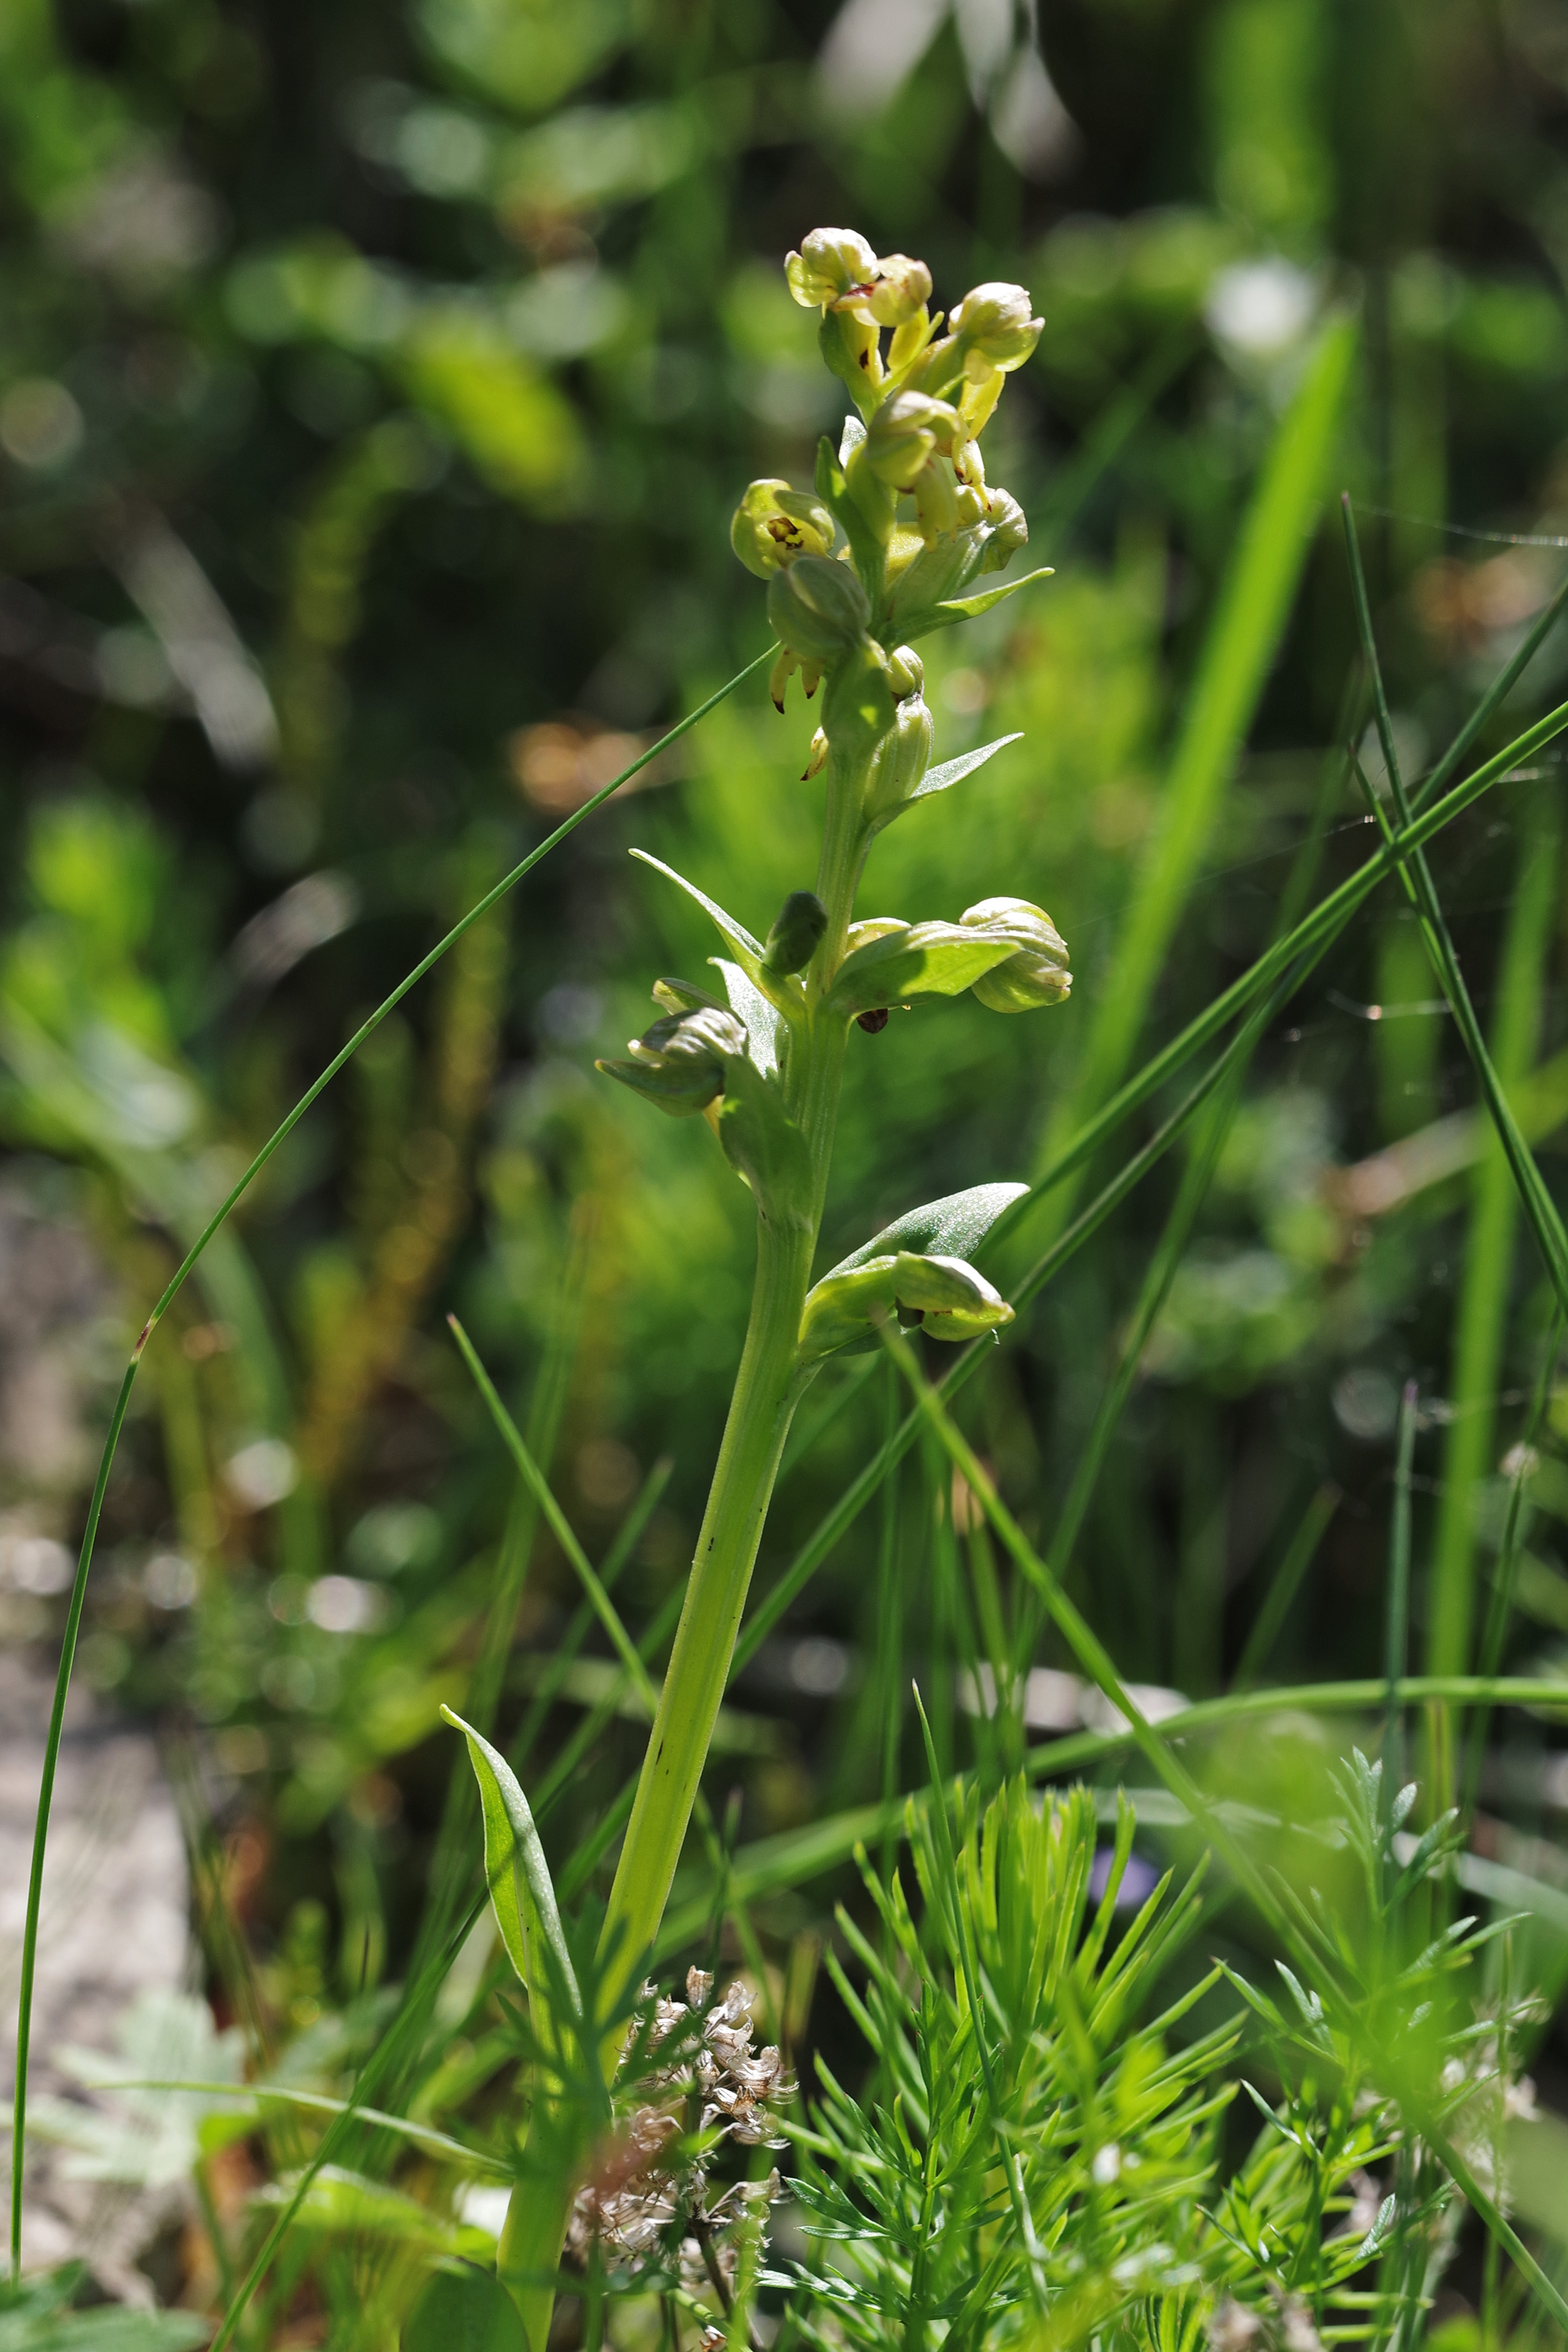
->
(857, 1007), (890, 1033)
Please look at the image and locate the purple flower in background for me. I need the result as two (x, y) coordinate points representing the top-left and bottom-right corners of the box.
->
(1088, 1846), (1160, 1910)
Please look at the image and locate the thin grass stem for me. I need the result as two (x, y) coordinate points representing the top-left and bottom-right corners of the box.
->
(7, 645), (773, 2280)
(1231, 1483), (1339, 1693)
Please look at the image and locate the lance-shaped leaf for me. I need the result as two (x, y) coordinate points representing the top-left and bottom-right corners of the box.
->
(827, 1180), (1029, 1275)
(903, 732), (1022, 811)
(631, 849), (802, 1016)
(441, 1705), (579, 2017)
(799, 1248), (1013, 1360)
(825, 916), (1020, 1018)
(931, 566), (1054, 626)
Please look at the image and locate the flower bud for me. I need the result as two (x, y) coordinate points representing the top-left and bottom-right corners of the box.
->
(913, 457), (961, 544)
(866, 254), (931, 327)
(767, 552), (870, 664)
(798, 1246), (1013, 1358)
(949, 281), (1044, 372)
(981, 487), (1028, 573)
(863, 688), (933, 826)
(801, 726), (829, 779)
(763, 890), (828, 977)
(819, 307), (883, 407)
(886, 645), (924, 699)
(859, 390), (960, 489)
(961, 898), (1071, 1013)
(785, 227), (878, 311)
(597, 1004), (747, 1116)
(892, 1251), (1014, 1340)
(730, 479), (836, 579)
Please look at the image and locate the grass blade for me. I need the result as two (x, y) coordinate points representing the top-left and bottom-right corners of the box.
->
(1231, 1482), (1339, 1692)
(206, 1892), (489, 2352)
(1383, 1382), (1418, 1800)
(879, 1326), (1568, 2335)
(1342, 501), (1568, 1316)
(1460, 1306), (1564, 1826)
(1428, 785), (1562, 1675)
(448, 1314), (658, 1715)
(995, 692), (1568, 1264)
(7, 644), (773, 2281)
(1030, 319), (1355, 1197)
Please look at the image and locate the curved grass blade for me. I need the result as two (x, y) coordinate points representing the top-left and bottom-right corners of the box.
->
(1427, 783), (1561, 1680)
(1342, 501), (1568, 1320)
(9, 642), (773, 2282)
(1030, 321), (1355, 1200)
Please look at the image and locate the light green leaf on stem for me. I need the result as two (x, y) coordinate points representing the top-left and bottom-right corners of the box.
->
(440, 1705), (578, 2017)
(905, 732), (1022, 809)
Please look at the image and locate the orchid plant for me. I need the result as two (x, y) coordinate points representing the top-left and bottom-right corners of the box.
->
(447, 227), (1071, 2348)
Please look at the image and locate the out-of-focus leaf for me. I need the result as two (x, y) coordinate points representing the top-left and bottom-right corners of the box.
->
(416, 0), (630, 117)
(28, 1992), (247, 2187)
(497, 102), (700, 216)
(254, 2163), (495, 2255)
(0, 2266), (208, 2351)
(398, 310), (583, 505)
(405, 2265), (526, 2352)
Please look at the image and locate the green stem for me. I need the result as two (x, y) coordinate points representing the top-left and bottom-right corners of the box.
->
(501, 676), (873, 2352)
(599, 1211), (818, 1990)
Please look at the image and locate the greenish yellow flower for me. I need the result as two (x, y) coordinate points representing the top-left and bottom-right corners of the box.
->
(785, 227), (879, 311)
(866, 253), (931, 327)
(597, 1004), (748, 1115)
(961, 898), (1071, 1012)
(730, 479), (837, 578)
(858, 390), (961, 488)
(949, 281), (1044, 373)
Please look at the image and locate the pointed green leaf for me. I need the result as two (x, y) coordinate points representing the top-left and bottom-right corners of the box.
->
(441, 1706), (578, 2013)
(826, 1182), (1030, 1279)
(931, 567), (1054, 625)
(630, 849), (764, 962)
(906, 732), (1022, 808)
(629, 849), (800, 1012)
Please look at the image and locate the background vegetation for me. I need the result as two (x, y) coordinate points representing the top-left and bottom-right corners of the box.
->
(6, 0), (1568, 2341)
